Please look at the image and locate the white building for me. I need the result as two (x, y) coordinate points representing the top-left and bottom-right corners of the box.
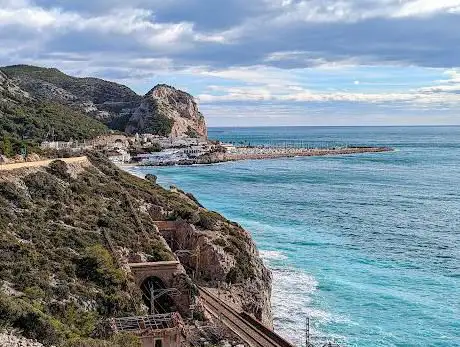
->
(108, 149), (131, 164)
(220, 143), (237, 153)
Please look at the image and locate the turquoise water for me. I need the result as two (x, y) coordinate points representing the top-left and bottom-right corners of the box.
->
(128, 127), (460, 347)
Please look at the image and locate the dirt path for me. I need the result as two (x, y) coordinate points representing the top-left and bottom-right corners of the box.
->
(0, 156), (88, 171)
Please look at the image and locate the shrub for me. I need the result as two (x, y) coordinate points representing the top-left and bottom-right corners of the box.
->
(212, 238), (227, 247)
(144, 112), (174, 137)
(47, 160), (71, 180)
(198, 211), (222, 230)
(23, 172), (68, 200)
(185, 126), (199, 138)
(76, 245), (125, 287)
(0, 136), (13, 157)
(145, 174), (157, 184)
(0, 294), (67, 346)
(185, 192), (203, 207)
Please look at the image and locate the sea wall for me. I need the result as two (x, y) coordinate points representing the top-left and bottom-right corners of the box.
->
(139, 146), (393, 167)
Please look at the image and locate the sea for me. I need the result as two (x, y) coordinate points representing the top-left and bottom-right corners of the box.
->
(126, 126), (460, 347)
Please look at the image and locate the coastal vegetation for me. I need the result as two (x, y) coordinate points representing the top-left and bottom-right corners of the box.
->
(0, 72), (109, 156)
(0, 154), (262, 345)
(0, 101), (108, 144)
(142, 104), (175, 136)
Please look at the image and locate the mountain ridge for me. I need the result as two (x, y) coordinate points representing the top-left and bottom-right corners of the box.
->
(0, 65), (207, 138)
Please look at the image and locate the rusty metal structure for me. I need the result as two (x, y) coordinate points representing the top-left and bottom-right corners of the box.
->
(110, 313), (184, 347)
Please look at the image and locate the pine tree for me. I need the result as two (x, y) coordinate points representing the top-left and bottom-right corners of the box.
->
(1, 136), (14, 157)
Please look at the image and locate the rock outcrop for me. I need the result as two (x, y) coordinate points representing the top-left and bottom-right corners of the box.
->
(0, 332), (46, 347)
(126, 84), (207, 138)
(0, 70), (29, 101)
(156, 221), (272, 327)
(1, 65), (208, 137)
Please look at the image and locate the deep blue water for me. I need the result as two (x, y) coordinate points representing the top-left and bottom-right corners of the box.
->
(127, 126), (460, 347)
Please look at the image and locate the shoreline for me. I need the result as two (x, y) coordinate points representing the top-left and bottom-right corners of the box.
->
(128, 146), (394, 167)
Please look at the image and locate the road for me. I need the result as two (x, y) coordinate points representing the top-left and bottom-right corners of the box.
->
(0, 156), (88, 171)
(198, 287), (294, 347)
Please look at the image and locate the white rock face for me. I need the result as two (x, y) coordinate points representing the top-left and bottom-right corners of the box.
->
(157, 221), (273, 327)
(0, 71), (30, 100)
(127, 84), (207, 138)
(0, 332), (47, 347)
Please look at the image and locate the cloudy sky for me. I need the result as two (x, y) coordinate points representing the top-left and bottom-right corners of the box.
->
(1, 0), (460, 126)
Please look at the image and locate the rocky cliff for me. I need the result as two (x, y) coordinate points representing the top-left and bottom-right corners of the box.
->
(0, 155), (271, 346)
(1, 65), (208, 138)
(127, 85), (207, 138)
(155, 220), (272, 326)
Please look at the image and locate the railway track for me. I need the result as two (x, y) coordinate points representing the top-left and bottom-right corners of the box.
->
(198, 287), (294, 347)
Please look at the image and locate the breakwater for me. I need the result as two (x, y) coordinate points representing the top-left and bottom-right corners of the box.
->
(221, 146), (392, 161)
(138, 146), (393, 166)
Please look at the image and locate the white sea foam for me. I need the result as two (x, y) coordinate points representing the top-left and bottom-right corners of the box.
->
(269, 266), (348, 346)
(120, 166), (145, 178)
(260, 250), (288, 261)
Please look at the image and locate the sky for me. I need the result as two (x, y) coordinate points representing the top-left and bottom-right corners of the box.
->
(1, 0), (460, 126)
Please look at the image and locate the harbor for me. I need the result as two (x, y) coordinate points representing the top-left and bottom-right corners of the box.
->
(128, 144), (393, 166)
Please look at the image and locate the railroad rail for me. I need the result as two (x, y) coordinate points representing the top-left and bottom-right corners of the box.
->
(198, 287), (294, 347)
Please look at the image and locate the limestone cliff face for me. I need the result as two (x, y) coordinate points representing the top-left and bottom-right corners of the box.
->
(153, 218), (272, 327)
(0, 70), (29, 101)
(126, 84), (207, 138)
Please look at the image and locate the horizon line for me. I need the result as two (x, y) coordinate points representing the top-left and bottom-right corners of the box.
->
(207, 124), (460, 128)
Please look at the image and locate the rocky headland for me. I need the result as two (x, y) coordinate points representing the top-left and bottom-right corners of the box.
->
(127, 84), (207, 138)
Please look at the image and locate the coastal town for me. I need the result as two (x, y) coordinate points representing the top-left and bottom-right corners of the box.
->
(0, 132), (393, 167)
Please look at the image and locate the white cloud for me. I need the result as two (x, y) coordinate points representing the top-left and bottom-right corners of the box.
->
(245, 0), (460, 26)
(0, 6), (76, 29)
(393, 0), (460, 17)
(199, 86), (460, 107)
(417, 69), (460, 93)
(196, 65), (460, 108)
(0, 2), (229, 52)
(195, 65), (300, 86)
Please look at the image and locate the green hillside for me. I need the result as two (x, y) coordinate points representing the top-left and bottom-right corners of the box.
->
(0, 70), (109, 156)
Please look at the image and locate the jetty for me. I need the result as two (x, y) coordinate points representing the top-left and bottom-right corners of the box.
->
(220, 146), (392, 162)
(135, 146), (393, 166)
